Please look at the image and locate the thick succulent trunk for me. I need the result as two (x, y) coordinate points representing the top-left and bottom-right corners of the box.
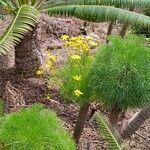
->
(0, 26), (44, 112)
(107, 21), (114, 36)
(2, 81), (25, 113)
(15, 26), (44, 78)
(120, 23), (129, 38)
(0, 52), (14, 70)
(109, 105), (122, 128)
(121, 106), (150, 139)
(106, 21), (114, 43)
(0, 50), (15, 96)
(109, 105), (123, 144)
(0, 67), (19, 114)
(73, 103), (90, 144)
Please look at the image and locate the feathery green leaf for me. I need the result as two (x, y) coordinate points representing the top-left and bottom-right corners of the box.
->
(48, 5), (150, 28)
(66, 0), (150, 8)
(96, 112), (121, 150)
(4, 0), (46, 11)
(0, 5), (38, 55)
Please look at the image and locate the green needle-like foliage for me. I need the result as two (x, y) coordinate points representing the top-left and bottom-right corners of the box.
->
(0, 104), (75, 150)
(88, 35), (150, 109)
(96, 112), (121, 150)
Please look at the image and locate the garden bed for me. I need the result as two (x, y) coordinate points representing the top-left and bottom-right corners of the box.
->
(0, 15), (149, 150)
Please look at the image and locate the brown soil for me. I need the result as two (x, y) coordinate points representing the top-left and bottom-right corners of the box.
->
(0, 15), (150, 150)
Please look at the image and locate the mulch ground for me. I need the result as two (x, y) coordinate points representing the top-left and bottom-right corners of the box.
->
(0, 15), (150, 150)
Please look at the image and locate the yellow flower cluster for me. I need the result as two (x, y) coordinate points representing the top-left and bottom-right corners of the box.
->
(60, 35), (99, 98)
(36, 69), (44, 76)
(73, 75), (82, 81)
(61, 35), (69, 41)
(70, 54), (81, 60)
(61, 35), (99, 53)
(73, 75), (83, 97)
(36, 51), (57, 76)
(74, 90), (83, 97)
(47, 52), (57, 70)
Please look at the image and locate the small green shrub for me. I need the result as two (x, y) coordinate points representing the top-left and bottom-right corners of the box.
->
(89, 35), (150, 109)
(0, 104), (75, 150)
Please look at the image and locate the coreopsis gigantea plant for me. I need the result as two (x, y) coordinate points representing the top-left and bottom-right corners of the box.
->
(59, 35), (99, 144)
(88, 35), (150, 131)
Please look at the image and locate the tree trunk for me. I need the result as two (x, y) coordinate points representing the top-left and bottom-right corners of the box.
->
(120, 23), (129, 38)
(0, 25), (45, 113)
(107, 21), (114, 36)
(106, 21), (114, 43)
(80, 21), (87, 35)
(109, 105), (122, 128)
(121, 105), (150, 139)
(73, 103), (90, 145)
(15, 26), (44, 78)
(0, 51), (14, 70)
(109, 105), (123, 144)
(2, 81), (25, 113)
(120, 7), (135, 38)
(0, 44), (15, 96)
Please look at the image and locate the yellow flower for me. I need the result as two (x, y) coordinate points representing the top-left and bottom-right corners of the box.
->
(50, 55), (57, 62)
(86, 36), (94, 40)
(45, 94), (51, 100)
(70, 55), (81, 60)
(74, 90), (83, 97)
(73, 75), (82, 81)
(61, 35), (70, 41)
(36, 69), (44, 76)
(48, 52), (57, 62)
(71, 36), (84, 41)
(47, 60), (53, 69)
(64, 41), (73, 47)
(81, 43), (90, 52)
(89, 41), (98, 47)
